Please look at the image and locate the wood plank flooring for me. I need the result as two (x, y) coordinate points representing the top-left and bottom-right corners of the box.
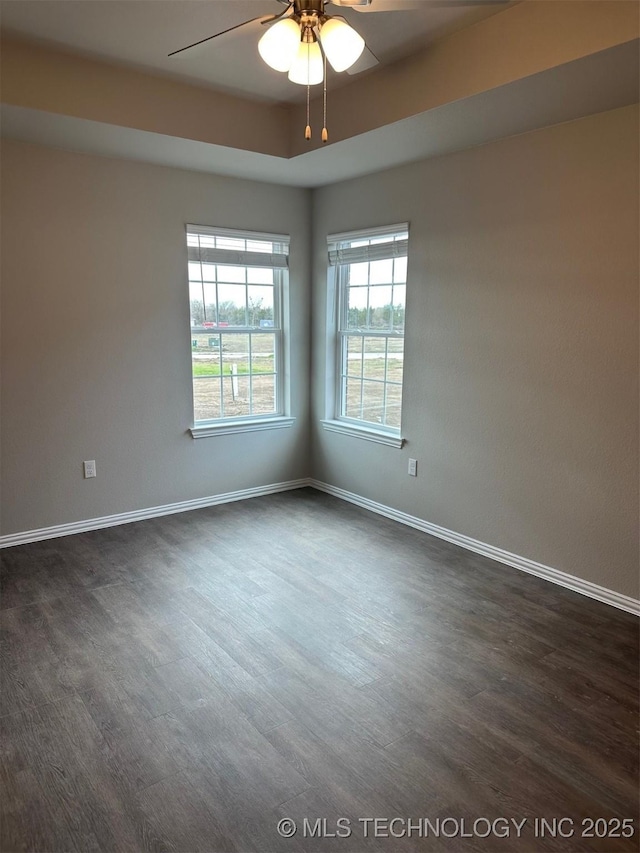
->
(1, 488), (638, 852)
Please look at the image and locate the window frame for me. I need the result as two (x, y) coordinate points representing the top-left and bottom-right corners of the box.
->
(323, 223), (409, 448)
(185, 224), (294, 438)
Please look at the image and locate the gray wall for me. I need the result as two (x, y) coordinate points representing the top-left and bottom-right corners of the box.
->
(1, 141), (311, 534)
(310, 105), (639, 599)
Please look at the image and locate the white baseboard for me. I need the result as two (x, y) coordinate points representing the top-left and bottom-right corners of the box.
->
(2, 476), (637, 616)
(0, 479), (311, 549)
(309, 479), (640, 617)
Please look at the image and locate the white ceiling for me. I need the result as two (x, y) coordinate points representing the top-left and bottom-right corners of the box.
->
(1, 1), (637, 186)
(0, 0), (511, 103)
(4, 39), (637, 187)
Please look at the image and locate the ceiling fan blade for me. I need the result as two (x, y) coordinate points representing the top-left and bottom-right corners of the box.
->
(168, 14), (277, 57)
(426, 1), (510, 6)
(351, 1), (425, 11)
(346, 43), (379, 74)
(351, 0), (507, 8)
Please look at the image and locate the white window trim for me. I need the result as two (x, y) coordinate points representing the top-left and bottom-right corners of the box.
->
(324, 223), (409, 446)
(190, 416), (295, 439)
(187, 223), (290, 245)
(327, 223), (409, 244)
(320, 418), (404, 448)
(186, 224), (290, 431)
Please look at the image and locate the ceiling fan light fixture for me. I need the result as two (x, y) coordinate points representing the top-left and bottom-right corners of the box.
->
(288, 39), (324, 85)
(319, 17), (365, 72)
(257, 17), (301, 72)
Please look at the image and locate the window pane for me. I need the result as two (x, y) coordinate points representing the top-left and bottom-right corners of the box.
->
(347, 286), (368, 329)
(216, 236), (244, 251)
(349, 262), (368, 286)
(246, 239), (274, 254)
(369, 258), (393, 284)
(188, 262), (202, 282)
(252, 374), (276, 414)
(198, 234), (216, 248)
(386, 341), (404, 384)
(220, 334), (249, 379)
(384, 383), (403, 428)
(392, 284), (406, 332)
(218, 283), (246, 326)
(193, 378), (221, 421)
(362, 336), (386, 380)
(369, 285), (392, 329)
(344, 377), (362, 419)
(393, 256), (407, 283)
(247, 267), (273, 285)
(192, 332), (221, 377)
(200, 281), (217, 325)
(362, 380), (385, 425)
(189, 281), (204, 327)
(221, 375), (250, 418)
(251, 333), (275, 374)
(248, 285), (274, 326)
(201, 262), (217, 282)
(217, 264), (246, 284)
(346, 336), (363, 379)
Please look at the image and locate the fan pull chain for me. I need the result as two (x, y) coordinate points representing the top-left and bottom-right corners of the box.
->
(322, 52), (328, 144)
(305, 83), (311, 140)
(305, 43), (312, 140)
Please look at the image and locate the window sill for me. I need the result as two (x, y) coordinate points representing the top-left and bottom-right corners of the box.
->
(320, 419), (404, 449)
(190, 417), (295, 439)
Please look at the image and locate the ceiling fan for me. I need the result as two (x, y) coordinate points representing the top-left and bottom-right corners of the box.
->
(168, 0), (507, 142)
(168, 0), (507, 77)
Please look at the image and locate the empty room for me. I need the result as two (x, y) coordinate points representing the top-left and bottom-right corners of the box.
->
(1, 1), (638, 851)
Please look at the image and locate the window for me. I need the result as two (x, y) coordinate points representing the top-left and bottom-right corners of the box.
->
(325, 224), (408, 445)
(186, 225), (292, 436)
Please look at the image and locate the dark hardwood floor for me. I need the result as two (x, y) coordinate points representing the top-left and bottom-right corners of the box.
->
(1, 488), (638, 852)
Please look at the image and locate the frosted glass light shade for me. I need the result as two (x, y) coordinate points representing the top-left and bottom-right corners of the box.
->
(258, 18), (301, 72)
(287, 41), (324, 85)
(319, 18), (365, 72)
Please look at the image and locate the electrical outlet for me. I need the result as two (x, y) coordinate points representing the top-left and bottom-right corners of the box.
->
(83, 460), (97, 479)
(408, 458), (417, 477)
